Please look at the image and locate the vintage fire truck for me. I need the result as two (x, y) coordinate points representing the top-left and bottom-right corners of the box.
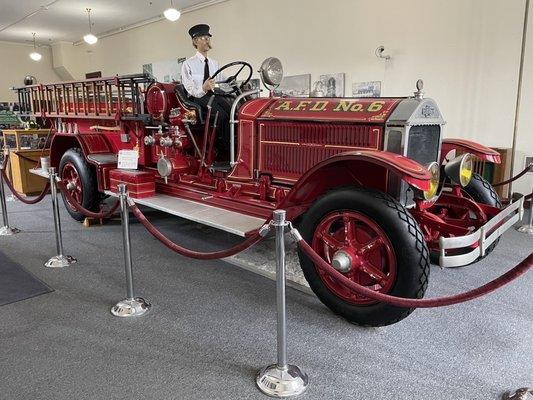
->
(14, 58), (522, 326)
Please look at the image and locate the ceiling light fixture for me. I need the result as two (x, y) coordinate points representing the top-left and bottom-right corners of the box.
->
(164, 0), (181, 21)
(83, 8), (98, 44)
(29, 32), (42, 61)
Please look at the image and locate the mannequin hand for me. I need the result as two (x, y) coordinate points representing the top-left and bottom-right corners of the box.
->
(202, 78), (215, 92)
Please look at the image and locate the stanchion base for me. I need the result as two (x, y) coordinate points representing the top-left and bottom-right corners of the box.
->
(517, 224), (533, 235)
(5, 194), (17, 202)
(111, 297), (151, 317)
(44, 255), (77, 268)
(256, 364), (308, 398)
(0, 226), (20, 236)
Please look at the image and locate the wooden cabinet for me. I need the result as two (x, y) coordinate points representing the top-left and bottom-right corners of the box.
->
(2, 129), (51, 195)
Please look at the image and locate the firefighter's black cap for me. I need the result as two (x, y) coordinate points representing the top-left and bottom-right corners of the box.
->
(188, 24), (212, 39)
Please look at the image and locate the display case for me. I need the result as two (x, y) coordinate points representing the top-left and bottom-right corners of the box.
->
(2, 129), (51, 195)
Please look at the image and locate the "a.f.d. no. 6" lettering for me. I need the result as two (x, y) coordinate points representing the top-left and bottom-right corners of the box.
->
(274, 100), (385, 113)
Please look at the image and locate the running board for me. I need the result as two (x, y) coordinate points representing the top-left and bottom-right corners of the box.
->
(105, 191), (266, 237)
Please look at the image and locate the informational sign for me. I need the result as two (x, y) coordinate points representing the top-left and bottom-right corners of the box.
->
(352, 81), (382, 97)
(117, 150), (139, 170)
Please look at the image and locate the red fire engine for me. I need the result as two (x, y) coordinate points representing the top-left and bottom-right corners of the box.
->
(14, 58), (522, 326)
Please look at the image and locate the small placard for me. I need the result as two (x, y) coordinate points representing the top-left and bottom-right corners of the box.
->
(117, 150), (139, 170)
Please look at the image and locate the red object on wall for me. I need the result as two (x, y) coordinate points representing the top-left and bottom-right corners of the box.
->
(109, 169), (155, 199)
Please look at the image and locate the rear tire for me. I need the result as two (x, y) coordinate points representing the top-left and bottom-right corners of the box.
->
(59, 148), (99, 222)
(298, 187), (430, 327)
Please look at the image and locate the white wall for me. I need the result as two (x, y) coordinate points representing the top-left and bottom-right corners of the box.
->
(13, 0), (533, 194)
(0, 41), (60, 102)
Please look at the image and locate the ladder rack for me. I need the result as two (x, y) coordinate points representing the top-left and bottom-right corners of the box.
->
(14, 74), (154, 121)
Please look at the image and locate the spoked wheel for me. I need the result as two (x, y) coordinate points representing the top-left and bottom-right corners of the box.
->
(298, 187), (430, 327)
(59, 148), (99, 221)
(312, 211), (397, 306)
(62, 162), (83, 207)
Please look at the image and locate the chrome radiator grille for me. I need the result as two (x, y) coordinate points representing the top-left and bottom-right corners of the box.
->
(406, 125), (441, 166)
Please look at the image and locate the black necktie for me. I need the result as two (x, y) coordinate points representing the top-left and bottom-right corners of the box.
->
(203, 58), (210, 83)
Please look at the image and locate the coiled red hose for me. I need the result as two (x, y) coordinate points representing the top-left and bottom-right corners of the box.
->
(56, 180), (120, 219)
(1, 168), (50, 205)
(298, 238), (532, 308)
(130, 203), (264, 260)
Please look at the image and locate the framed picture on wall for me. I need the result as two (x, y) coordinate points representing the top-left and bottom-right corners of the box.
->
(273, 74), (311, 97)
(311, 73), (345, 97)
(352, 81), (382, 97)
(85, 71), (102, 79)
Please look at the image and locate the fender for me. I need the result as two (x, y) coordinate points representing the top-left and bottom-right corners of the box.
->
(50, 133), (112, 167)
(440, 138), (501, 164)
(279, 150), (432, 219)
(50, 133), (113, 191)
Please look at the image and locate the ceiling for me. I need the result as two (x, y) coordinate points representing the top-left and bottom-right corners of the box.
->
(0, 0), (219, 45)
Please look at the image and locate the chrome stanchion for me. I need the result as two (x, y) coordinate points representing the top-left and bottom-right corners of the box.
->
(111, 183), (150, 317)
(2, 148), (16, 203)
(256, 210), (308, 398)
(0, 159), (20, 236)
(517, 184), (533, 235)
(45, 167), (76, 268)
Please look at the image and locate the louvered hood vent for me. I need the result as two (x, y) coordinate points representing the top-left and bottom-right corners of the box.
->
(258, 121), (381, 181)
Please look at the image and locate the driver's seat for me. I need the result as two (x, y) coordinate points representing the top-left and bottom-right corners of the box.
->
(173, 83), (204, 124)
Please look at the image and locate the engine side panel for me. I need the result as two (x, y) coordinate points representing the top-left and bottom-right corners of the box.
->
(257, 121), (382, 183)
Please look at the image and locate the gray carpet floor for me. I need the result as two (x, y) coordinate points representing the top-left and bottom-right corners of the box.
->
(0, 193), (531, 400)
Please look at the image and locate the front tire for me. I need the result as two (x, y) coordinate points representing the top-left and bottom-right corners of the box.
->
(298, 187), (430, 327)
(59, 148), (99, 222)
(463, 173), (502, 258)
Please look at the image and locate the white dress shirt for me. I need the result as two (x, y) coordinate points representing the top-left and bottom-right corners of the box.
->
(181, 52), (223, 98)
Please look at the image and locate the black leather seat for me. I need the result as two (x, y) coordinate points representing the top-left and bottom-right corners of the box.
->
(174, 83), (204, 124)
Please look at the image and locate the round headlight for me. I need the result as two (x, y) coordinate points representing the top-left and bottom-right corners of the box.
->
(444, 153), (473, 187)
(259, 57), (283, 89)
(459, 153), (473, 186)
(423, 162), (440, 200)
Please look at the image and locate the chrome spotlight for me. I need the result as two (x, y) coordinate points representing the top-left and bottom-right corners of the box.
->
(259, 57), (283, 90)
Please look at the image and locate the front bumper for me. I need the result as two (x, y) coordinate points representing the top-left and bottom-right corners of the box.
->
(438, 197), (524, 268)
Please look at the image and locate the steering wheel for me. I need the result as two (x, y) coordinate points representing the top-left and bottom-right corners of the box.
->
(210, 61), (252, 95)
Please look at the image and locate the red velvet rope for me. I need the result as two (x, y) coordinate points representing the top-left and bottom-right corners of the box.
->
(297, 238), (532, 308)
(129, 203), (264, 260)
(493, 164), (532, 187)
(1, 168), (50, 205)
(56, 180), (120, 219)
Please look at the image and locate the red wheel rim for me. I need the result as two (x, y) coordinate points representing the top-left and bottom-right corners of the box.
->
(61, 162), (83, 211)
(311, 211), (397, 305)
